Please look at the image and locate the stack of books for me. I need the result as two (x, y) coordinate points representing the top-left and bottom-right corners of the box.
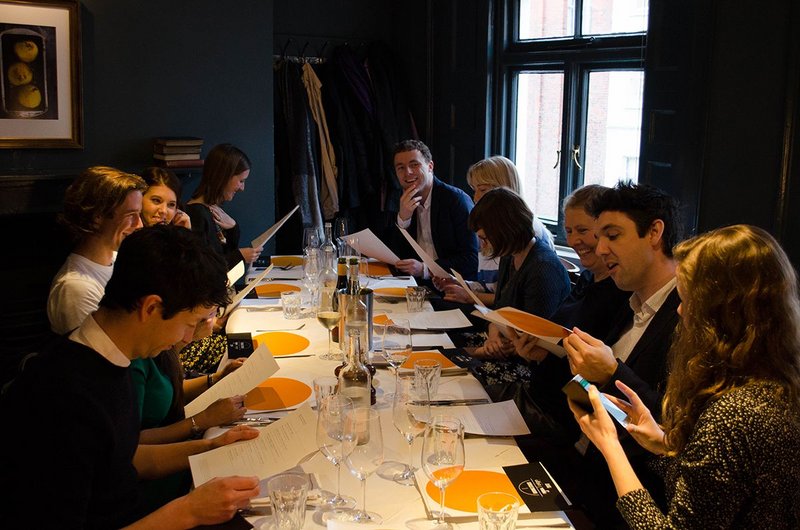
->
(153, 137), (204, 168)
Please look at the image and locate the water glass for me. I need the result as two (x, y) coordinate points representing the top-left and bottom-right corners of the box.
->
(267, 473), (310, 530)
(281, 291), (301, 320)
(477, 492), (520, 530)
(313, 376), (339, 407)
(406, 286), (427, 312)
(414, 359), (441, 400)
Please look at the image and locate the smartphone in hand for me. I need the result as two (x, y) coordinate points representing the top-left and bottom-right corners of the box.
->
(562, 374), (630, 428)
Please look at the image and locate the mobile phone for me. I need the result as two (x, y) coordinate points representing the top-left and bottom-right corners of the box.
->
(562, 374), (630, 428)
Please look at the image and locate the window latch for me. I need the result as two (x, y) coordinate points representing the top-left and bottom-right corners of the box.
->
(553, 149), (560, 169)
(572, 145), (583, 170)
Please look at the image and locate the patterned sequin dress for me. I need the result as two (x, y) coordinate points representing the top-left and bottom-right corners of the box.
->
(617, 381), (800, 529)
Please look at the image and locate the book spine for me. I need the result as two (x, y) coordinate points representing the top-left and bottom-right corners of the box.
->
(156, 159), (205, 168)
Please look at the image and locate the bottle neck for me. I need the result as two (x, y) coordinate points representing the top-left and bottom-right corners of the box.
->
(347, 331), (364, 366)
(346, 260), (360, 294)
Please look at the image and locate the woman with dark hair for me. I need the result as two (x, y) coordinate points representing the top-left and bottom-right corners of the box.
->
(140, 166), (191, 228)
(571, 224), (800, 528)
(469, 187), (571, 361)
(186, 143), (263, 268)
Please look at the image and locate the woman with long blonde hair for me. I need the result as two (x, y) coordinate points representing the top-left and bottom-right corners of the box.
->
(570, 224), (800, 528)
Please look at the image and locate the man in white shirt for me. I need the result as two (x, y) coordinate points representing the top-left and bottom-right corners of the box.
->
(47, 166), (147, 334)
(564, 182), (681, 414)
(389, 139), (479, 280)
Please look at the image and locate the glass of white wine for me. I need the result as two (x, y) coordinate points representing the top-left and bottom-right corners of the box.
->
(317, 287), (341, 361)
(421, 415), (465, 530)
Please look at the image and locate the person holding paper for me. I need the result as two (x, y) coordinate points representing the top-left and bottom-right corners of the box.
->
(1, 225), (261, 529)
(570, 225), (800, 529)
(186, 143), (264, 269)
(520, 182), (682, 528)
(469, 188), (570, 361)
(434, 155), (555, 306)
(132, 310), (246, 514)
(47, 166), (147, 335)
(388, 139), (479, 280)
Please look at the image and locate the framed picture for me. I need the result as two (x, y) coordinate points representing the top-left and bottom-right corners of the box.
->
(0, 0), (81, 148)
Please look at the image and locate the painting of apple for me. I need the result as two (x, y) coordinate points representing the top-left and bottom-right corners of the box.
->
(7, 61), (32, 86)
(14, 39), (38, 62)
(15, 84), (41, 108)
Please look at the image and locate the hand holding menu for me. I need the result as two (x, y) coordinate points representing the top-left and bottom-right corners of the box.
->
(184, 344), (280, 417)
(473, 306), (570, 357)
(223, 264), (274, 316)
(398, 227), (452, 279)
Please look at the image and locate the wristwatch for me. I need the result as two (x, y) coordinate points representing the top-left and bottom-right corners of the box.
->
(190, 415), (203, 438)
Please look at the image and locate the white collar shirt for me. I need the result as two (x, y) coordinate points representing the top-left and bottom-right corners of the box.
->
(611, 277), (677, 363)
(69, 314), (131, 368)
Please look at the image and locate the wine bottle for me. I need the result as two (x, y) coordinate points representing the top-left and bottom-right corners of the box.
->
(320, 222), (338, 269)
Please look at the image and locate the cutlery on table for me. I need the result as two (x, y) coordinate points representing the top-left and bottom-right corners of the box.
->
(410, 398), (490, 406)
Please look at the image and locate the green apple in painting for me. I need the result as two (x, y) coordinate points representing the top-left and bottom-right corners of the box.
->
(7, 62), (33, 86)
(14, 40), (39, 62)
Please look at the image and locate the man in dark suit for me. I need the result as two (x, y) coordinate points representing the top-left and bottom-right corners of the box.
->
(388, 139), (479, 280)
(560, 182), (682, 527)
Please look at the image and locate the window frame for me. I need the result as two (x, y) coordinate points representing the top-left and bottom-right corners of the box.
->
(491, 0), (647, 241)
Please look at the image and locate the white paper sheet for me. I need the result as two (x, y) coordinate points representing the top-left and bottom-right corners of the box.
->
(251, 205), (300, 248)
(433, 400), (530, 436)
(227, 261), (245, 286)
(347, 228), (400, 264)
(223, 265), (274, 316)
(398, 227), (452, 279)
(388, 309), (473, 330)
(452, 268), (486, 308)
(184, 344), (280, 417)
(189, 403), (317, 486)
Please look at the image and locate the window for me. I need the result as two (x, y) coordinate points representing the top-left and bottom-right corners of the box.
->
(494, 0), (647, 238)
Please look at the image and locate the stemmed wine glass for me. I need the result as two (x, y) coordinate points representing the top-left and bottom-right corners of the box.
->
(392, 373), (431, 486)
(421, 415), (465, 530)
(317, 287), (341, 361)
(303, 226), (321, 253)
(316, 395), (357, 521)
(382, 318), (412, 373)
(340, 408), (385, 524)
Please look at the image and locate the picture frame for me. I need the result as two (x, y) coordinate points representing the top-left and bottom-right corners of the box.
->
(0, 0), (81, 148)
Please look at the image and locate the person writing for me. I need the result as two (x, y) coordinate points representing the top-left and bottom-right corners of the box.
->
(1, 225), (261, 529)
(186, 143), (263, 268)
(570, 224), (800, 528)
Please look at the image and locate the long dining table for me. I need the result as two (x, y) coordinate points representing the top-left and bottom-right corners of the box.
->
(221, 262), (575, 529)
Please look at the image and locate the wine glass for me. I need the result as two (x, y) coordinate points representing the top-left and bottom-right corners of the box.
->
(316, 395), (357, 520)
(317, 287), (341, 361)
(392, 373), (431, 485)
(303, 226), (321, 253)
(340, 408), (384, 523)
(421, 415), (465, 530)
(382, 318), (412, 373)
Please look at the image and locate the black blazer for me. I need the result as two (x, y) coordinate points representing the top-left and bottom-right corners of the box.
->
(388, 177), (479, 280)
(599, 287), (681, 417)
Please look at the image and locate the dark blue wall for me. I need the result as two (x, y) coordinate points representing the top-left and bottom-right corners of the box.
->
(0, 0), (274, 245)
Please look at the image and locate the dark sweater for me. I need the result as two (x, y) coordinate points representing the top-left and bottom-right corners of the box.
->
(185, 202), (243, 270)
(0, 337), (142, 529)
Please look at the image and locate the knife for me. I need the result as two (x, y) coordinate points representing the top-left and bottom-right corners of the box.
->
(411, 398), (490, 406)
